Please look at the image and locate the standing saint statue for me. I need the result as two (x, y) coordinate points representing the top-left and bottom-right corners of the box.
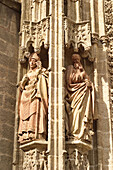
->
(65, 54), (97, 142)
(18, 53), (48, 143)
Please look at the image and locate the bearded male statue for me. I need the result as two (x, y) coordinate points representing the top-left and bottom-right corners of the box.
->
(65, 54), (97, 142)
(18, 53), (48, 143)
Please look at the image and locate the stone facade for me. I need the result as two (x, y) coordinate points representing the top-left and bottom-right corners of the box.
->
(0, 0), (113, 170)
(0, 0), (20, 170)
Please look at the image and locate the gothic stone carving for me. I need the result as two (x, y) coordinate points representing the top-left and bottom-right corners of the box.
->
(23, 149), (48, 170)
(104, 0), (113, 126)
(64, 17), (91, 52)
(20, 17), (50, 60)
(65, 149), (89, 170)
(18, 53), (48, 143)
(104, 0), (113, 39)
(65, 54), (97, 142)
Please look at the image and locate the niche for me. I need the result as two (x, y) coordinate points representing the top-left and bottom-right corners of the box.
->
(65, 44), (94, 81)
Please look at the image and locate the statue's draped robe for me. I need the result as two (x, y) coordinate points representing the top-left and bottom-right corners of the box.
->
(18, 68), (48, 141)
(65, 65), (97, 141)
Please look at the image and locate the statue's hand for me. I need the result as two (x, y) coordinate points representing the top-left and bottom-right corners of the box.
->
(21, 75), (29, 89)
(86, 80), (92, 89)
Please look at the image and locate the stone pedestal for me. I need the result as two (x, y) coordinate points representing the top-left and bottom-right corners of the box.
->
(20, 140), (92, 170)
(20, 141), (48, 170)
(65, 141), (92, 170)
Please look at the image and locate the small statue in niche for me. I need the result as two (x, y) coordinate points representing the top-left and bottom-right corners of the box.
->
(18, 53), (48, 143)
(65, 53), (97, 142)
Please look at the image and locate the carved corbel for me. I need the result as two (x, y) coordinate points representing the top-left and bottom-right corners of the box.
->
(100, 35), (108, 50)
(19, 52), (30, 64)
(91, 33), (99, 45)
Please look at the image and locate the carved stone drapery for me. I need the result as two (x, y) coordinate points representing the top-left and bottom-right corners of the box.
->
(64, 17), (91, 52)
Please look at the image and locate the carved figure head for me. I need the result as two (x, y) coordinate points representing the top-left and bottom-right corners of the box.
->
(29, 53), (42, 69)
(72, 54), (81, 64)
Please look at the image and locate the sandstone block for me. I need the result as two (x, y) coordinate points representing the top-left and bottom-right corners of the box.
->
(3, 95), (16, 111)
(0, 139), (13, 156)
(1, 123), (14, 141)
(0, 108), (15, 126)
(0, 155), (13, 170)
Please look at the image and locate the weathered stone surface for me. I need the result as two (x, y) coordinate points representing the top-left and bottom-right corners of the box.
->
(0, 79), (17, 98)
(0, 0), (113, 170)
(0, 155), (13, 170)
(0, 139), (13, 155)
(4, 95), (16, 111)
(0, 1), (20, 170)
(0, 108), (15, 126)
(2, 123), (14, 139)
(0, 65), (7, 79)
(0, 52), (18, 71)
(0, 94), (3, 106)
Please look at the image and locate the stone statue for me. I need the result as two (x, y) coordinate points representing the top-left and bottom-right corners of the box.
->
(18, 53), (48, 143)
(65, 54), (97, 142)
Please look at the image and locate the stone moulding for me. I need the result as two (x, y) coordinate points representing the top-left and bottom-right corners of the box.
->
(20, 140), (48, 151)
(66, 140), (92, 154)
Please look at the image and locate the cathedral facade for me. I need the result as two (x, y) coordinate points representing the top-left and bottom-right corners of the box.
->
(0, 0), (113, 170)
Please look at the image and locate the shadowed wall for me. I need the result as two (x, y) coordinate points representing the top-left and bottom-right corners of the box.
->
(0, 0), (20, 169)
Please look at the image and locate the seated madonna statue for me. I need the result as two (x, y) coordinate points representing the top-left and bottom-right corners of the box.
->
(65, 54), (97, 142)
(18, 53), (48, 143)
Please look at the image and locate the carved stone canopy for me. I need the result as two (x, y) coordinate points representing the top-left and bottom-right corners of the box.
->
(64, 17), (95, 62)
(19, 17), (50, 62)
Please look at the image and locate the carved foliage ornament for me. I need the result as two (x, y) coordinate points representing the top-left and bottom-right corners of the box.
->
(23, 149), (48, 170)
(65, 149), (89, 170)
(104, 0), (113, 39)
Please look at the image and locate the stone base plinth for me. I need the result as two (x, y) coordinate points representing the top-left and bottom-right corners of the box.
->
(20, 140), (48, 170)
(65, 140), (92, 170)
(66, 140), (92, 154)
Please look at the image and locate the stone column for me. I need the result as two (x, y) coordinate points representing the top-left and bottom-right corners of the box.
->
(76, 0), (80, 22)
(98, 0), (105, 37)
(48, 0), (65, 170)
(90, 0), (95, 33)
